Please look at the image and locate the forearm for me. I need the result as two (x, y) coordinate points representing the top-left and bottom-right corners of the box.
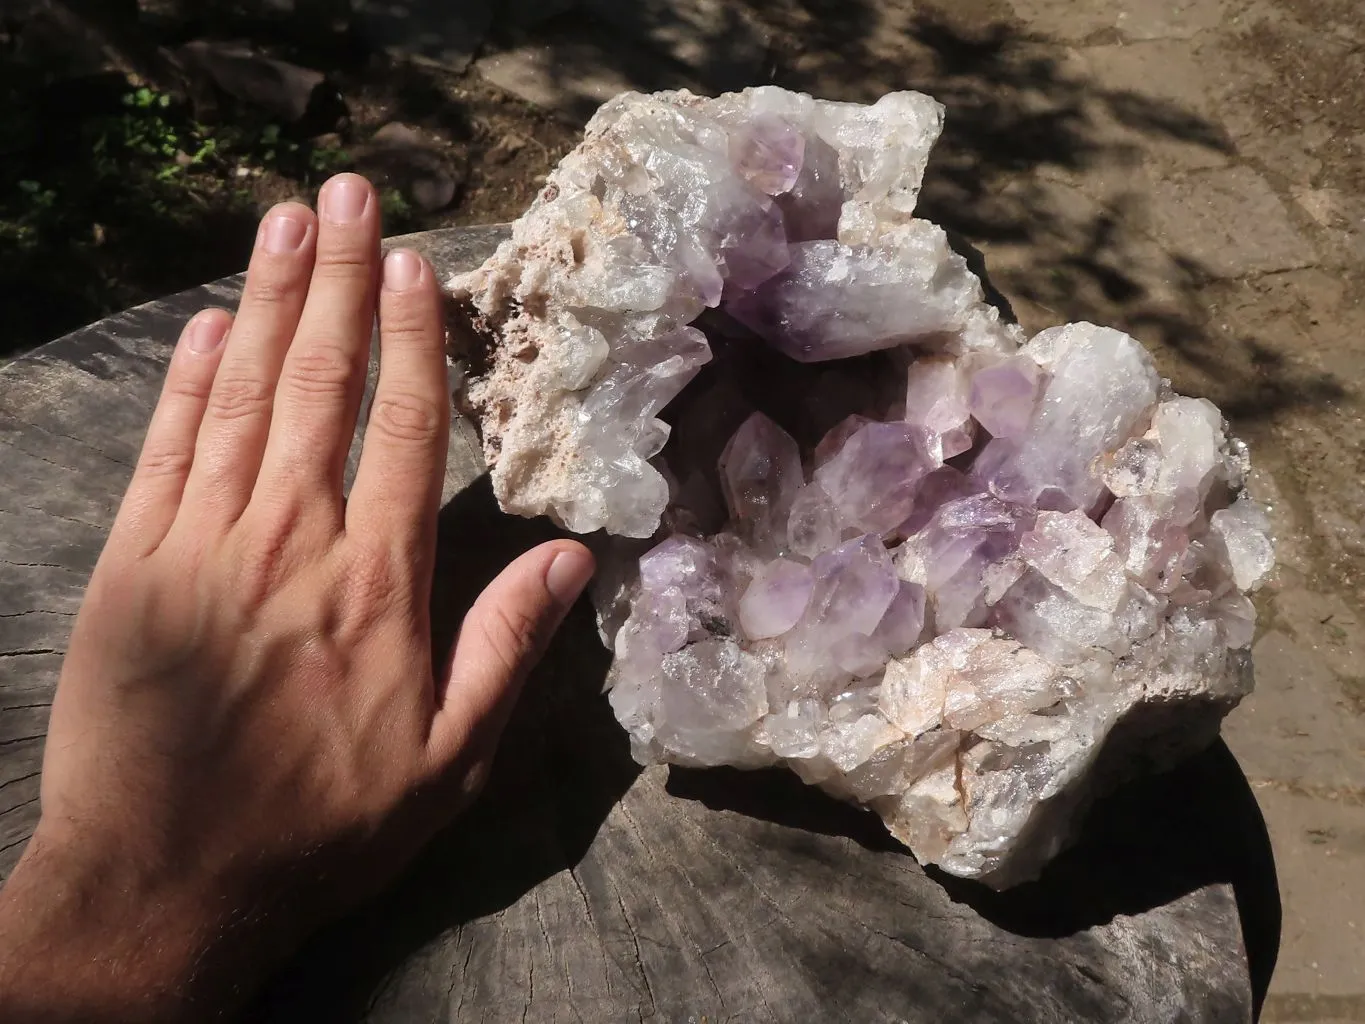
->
(0, 826), (217, 1023)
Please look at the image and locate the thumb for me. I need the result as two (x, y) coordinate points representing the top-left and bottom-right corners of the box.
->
(428, 539), (595, 771)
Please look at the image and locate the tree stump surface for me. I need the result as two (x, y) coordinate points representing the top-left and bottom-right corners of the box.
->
(0, 226), (1278, 1023)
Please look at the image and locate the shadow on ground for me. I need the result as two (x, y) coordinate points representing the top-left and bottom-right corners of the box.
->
(4, 0), (1350, 423)
(487, 0), (1348, 425)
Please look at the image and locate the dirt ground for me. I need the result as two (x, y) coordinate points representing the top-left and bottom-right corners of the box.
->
(4, 0), (1364, 1017)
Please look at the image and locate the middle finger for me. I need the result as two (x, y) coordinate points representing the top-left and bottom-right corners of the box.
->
(254, 173), (381, 519)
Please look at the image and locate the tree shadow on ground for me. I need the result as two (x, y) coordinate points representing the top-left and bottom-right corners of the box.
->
(762, 1), (1348, 424)
(8, 0), (1351, 426)
(488, 0), (1347, 425)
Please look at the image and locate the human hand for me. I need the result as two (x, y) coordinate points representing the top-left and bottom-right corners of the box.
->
(0, 173), (595, 1022)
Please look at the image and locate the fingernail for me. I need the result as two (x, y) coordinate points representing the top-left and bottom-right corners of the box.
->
(322, 176), (369, 223)
(383, 249), (423, 291)
(185, 311), (228, 354)
(546, 548), (595, 607)
(262, 211), (308, 254)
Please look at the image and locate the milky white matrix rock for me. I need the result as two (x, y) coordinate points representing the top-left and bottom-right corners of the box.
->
(448, 86), (1274, 888)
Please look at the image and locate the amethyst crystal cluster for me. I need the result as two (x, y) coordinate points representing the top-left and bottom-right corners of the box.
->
(448, 87), (1274, 887)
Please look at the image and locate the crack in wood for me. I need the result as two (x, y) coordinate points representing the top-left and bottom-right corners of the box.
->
(0, 795), (39, 816)
(6, 419), (133, 469)
(0, 735), (46, 749)
(22, 505), (109, 532)
(610, 877), (656, 1017)
(0, 771), (41, 792)
(0, 833), (34, 856)
(450, 925), (473, 1023)
(0, 439), (87, 477)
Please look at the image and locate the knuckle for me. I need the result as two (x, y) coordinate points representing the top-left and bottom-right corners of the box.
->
(136, 443), (193, 480)
(313, 250), (373, 283)
(286, 348), (354, 400)
(234, 499), (305, 599)
(380, 301), (437, 342)
(369, 392), (444, 445)
(245, 271), (300, 309)
(339, 546), (401, 632)
(165, 365), (215, 403)
(481, 602), (544, 680)
(208, 375), (274, 422)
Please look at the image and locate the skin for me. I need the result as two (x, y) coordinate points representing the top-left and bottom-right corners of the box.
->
(0, 174), (596, 1022)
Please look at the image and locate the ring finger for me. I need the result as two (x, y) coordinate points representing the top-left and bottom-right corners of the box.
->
(181, 202), (317, 525)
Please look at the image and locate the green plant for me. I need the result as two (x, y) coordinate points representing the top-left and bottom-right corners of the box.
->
(380, 188), (412, 221)
(88, 87), (222, 182)
(308, 145), (350, 174)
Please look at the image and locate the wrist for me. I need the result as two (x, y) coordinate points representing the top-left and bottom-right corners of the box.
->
(0, 821), (224, 1022)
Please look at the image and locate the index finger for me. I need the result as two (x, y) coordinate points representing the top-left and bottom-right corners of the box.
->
(345, 249), (449, 574)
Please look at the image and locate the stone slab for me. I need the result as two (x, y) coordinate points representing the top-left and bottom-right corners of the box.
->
(475, 0), (769, 121)
(1148, 166), (1317, 277)
(1067, 39), (1234, 172)
(1007, 0), (1236, 42)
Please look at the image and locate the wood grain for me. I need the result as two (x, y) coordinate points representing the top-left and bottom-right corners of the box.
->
(0, 227), (1274, 1022)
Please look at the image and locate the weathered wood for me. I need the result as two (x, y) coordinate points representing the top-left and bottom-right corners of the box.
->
(0, 227), (1276, 1022)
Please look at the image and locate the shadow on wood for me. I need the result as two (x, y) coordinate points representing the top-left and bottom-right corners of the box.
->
(250, 476), (635, 1020)
(666, 738), (1281, 1018)
(253, 479), (1276, 1023)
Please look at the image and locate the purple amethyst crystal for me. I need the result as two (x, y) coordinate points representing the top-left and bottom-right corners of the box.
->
(739, 557), (814, 640)
(726, 232), (982, 362)
(729, 113), (806, 196)
(968, 354), (1042, 440)
(719, 412), (804, 540)
(813, 421), (939, 535)
(449, 86), (1274, 889)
